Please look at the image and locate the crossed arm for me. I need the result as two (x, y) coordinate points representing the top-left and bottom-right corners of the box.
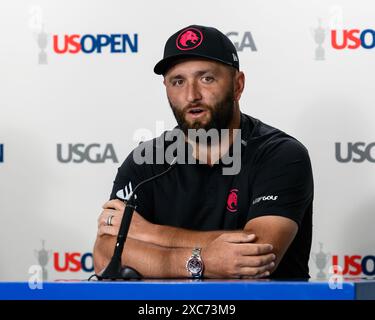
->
(93, 199), (298, 278)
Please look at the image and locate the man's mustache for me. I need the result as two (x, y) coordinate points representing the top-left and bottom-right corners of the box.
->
(183, 104), (212, 113)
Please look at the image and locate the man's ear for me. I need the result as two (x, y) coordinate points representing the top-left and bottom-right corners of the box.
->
(234, 71), (245, 102)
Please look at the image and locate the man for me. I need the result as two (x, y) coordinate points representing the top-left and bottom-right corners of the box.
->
(94, 25), (313, 279)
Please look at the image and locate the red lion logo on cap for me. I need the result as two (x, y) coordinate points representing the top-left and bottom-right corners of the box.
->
(180, 31), (199, 46)
(176, 28), (203, 50)
(226, 188), (238, 213)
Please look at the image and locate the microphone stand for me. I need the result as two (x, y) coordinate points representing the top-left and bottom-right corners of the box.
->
(97, 157), (177, 280)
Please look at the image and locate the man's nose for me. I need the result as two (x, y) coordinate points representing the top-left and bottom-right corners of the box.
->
(186, 81), (202, 103)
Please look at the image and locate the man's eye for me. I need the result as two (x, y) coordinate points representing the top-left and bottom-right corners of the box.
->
(172, 79), (184, 86)
(202, 76), (214, 83)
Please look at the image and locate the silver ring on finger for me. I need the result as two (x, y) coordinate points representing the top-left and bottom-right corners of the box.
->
(106, 215), (114, 226)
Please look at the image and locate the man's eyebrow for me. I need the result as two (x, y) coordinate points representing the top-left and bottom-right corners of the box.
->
(194, 69), (216, 76)
(168, 69), (216, 80)
(168, 74), (184, 80)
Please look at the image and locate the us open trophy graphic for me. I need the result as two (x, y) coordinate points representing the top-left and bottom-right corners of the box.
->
(34, 240), (51, 281)
(311, 19), (326, 61)
(312, 242), (330, 280)
(36, 24), (48, 65)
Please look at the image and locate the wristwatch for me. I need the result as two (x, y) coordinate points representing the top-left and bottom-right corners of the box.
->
(186, 248), (204, 278)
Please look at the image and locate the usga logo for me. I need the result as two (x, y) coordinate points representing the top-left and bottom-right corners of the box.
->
(226, 31), (257, 52)
(53, 33), (138, 54)
(57, 143), (118, 163)
(335, 142), (375, 163)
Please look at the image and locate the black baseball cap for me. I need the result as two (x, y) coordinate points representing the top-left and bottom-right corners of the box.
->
(154, 25), (240, 75)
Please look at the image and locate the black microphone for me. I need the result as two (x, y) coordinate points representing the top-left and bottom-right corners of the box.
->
(97, 157), (178, 280)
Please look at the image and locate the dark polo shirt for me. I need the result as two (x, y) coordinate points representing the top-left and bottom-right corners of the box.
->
(110, 113), (314, 278)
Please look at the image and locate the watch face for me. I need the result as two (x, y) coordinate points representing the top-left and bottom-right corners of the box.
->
(187, 257), (203, 274)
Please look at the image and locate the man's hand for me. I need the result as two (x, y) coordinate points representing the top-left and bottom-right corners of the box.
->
(202, 233), (275, 278)
(97, 199), (152, 242)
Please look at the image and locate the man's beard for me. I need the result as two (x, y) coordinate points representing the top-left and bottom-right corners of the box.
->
(168, 86), (235, 135)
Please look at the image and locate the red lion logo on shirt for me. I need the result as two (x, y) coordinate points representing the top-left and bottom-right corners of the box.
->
(226, 188), (238, 213)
